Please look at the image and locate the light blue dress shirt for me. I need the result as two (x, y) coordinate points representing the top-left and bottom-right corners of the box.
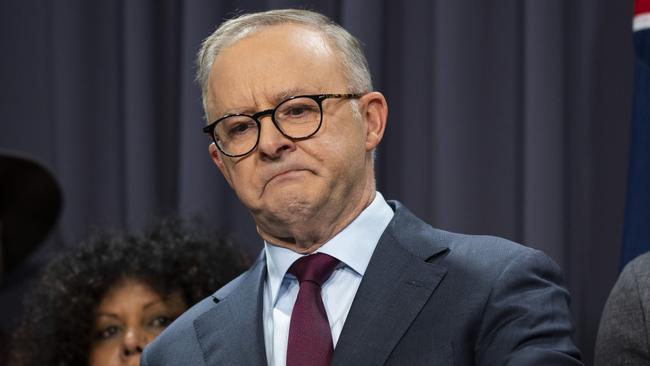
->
(262, 192), (394, 366)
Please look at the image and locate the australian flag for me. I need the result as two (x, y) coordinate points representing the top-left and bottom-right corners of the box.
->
(621, 0), (650, 268)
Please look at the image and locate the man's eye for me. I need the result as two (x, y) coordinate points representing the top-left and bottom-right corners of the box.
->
(283, 104), (319, 118)
(230, 123), (250, 134)
(286, 106), (308, 117)
(225, 120), (256, 136)
(94, 325), (120, 340)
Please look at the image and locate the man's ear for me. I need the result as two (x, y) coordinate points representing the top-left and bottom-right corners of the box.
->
(361, 92), (388, 151)
(209, 143), (234, 187)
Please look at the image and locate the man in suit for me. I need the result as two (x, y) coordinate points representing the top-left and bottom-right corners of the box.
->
(142, 9), (581, 365)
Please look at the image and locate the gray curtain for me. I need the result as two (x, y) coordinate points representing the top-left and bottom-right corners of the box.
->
(0, 0), (633, 363)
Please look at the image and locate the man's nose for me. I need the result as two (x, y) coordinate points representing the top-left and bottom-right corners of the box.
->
(256, 115), (295, 160)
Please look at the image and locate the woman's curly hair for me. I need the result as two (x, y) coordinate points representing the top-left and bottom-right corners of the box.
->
(10, 218), (247, 366)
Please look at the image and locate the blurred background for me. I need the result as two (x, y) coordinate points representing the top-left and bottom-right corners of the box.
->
(0, 1), (634, 364)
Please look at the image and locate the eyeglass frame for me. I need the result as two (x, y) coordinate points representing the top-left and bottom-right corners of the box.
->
(202, 93), (364, 157)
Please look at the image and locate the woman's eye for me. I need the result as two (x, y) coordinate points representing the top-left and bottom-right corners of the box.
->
(150, 315), (173, 328)
(94, 325), (120, 340)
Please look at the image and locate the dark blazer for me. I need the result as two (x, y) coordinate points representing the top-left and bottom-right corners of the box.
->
(594, 251), (650, 365)
(142, 201), (581, 365)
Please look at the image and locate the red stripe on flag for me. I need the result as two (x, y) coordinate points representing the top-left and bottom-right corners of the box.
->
(636, 0), (650, 15)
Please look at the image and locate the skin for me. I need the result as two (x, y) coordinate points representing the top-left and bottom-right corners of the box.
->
(207, 24), (388, 253)
(88, 279), (187, 366)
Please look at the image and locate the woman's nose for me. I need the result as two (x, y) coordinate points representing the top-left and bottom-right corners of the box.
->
(122, 328), (147, 357)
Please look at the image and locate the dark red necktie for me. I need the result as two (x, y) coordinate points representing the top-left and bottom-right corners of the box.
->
(286, 253), (340, 366)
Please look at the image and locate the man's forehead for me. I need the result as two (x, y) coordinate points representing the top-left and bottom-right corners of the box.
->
(212, 24), (337, 76)
(207, 24), (347, 116)
(217, 23), (332, 61)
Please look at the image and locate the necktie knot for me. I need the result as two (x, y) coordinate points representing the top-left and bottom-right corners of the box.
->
(289, 253), (339, 286)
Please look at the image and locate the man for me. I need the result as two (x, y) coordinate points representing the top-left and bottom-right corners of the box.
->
(142, 9), (582, 365)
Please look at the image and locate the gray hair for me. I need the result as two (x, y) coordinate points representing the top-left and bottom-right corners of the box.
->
(196, 9), (373, 119)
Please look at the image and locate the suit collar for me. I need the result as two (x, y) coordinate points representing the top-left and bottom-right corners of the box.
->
(332, 201), (449, 365)
(384, 200), (450, 261)
(194, 253), (267, 365)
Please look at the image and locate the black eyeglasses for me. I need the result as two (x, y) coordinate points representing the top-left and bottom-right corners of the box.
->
(202, 93), (363, 157)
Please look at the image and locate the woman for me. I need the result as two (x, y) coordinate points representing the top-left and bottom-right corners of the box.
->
(10, 219), (246, 366)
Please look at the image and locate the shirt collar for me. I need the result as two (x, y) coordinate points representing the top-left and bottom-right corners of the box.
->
(264, 191), (394, 305)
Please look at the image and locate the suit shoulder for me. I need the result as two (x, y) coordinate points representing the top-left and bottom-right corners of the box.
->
(386, 201), (579, 363)
(595, 252), (650, 365)
(214, 266), (252, 299)
(142, 267), (254, 365)
(445, 230), (544, 262)
(387, 200), (559, 275)
(602, 251), (650, 319)
(142, 296), (215, 365)
(626, 251), (650, 283)
(152, 268), (252, 339)
(388, 200), (539, 257)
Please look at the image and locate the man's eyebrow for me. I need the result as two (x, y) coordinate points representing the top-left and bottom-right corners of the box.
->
(273, 87), (308, 103)
(216, 87), (310, 118)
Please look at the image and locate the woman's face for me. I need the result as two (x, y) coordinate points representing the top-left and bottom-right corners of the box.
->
(88, 279), (187, 366)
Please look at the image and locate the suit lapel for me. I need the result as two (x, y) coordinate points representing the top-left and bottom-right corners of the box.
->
(193, 255), (267, 365)
(332, 203), (448, 366)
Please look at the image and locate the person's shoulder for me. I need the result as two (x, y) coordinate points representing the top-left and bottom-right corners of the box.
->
(603, 251), (650, 304)
(213, 266), (251, 299)
(446, 230), (545, 265)
(434, 229), (562, 292)
(386, 199), (563, 291)
(594, 252), (650, 365)
(613, 251), (650, 307)
(388, 199), (546, 267)
(141, 269), (252, 365)
(625, 251), (650, 279)
(385, 200), (580, 363)
(141, 295), (214, 365)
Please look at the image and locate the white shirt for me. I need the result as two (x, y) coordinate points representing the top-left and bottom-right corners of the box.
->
(262, 192), (394, 366)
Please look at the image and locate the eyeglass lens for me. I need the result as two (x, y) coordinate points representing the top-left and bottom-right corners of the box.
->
(214, 96), (321, 156)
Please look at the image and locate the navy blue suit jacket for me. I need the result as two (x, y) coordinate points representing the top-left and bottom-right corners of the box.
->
(142, 201), (582, 365)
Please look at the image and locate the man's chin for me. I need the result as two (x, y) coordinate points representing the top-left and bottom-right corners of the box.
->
(257, 194), (317, 224)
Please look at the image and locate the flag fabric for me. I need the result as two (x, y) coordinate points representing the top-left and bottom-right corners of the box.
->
(621, 0), (650, 268)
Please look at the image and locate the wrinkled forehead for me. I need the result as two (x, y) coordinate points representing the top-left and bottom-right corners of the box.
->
(206, 24), (349, 116)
